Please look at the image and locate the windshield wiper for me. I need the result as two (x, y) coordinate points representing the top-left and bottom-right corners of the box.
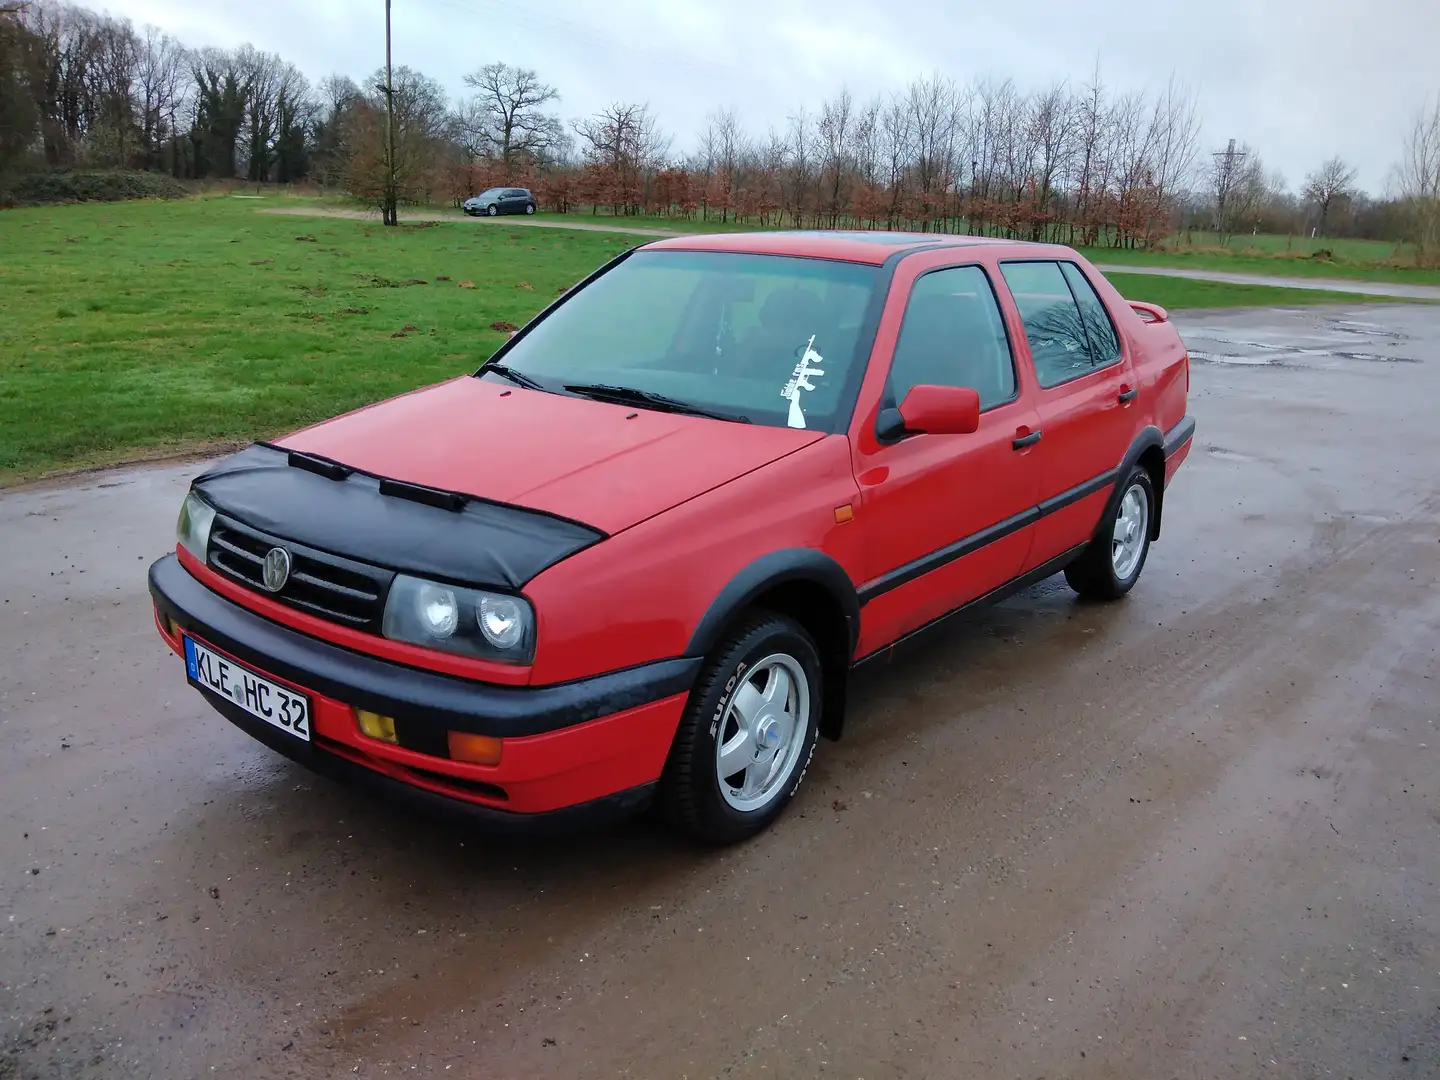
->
(482, 363), (547, 391)
(562, 383), (751, 424)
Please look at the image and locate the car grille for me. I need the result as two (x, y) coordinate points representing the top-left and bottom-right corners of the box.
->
(207, 515), (394, 632)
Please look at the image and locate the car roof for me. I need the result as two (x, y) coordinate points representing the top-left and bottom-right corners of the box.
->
(640, 230), (1074, 266)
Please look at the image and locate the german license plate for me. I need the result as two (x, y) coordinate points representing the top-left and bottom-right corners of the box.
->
(184, 636), (312, 742)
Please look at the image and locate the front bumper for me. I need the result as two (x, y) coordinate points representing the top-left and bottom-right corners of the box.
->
(149, 553), (695, 823)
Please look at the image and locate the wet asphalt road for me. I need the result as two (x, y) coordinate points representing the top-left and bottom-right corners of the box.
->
(3, 303), (1439, 1079)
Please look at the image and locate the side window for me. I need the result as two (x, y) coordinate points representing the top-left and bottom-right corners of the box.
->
(999, 261), (1094, 388)
(1060, 262), (1121, 367)
(887, 266), (1016, 411)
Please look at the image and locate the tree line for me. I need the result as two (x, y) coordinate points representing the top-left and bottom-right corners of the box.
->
(3, 0), (1438, 260)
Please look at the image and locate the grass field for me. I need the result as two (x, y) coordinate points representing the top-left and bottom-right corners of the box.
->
(0, 196), (1400, 483)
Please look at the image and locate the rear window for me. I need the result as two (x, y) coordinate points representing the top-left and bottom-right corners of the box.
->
(486, 250), (882, 432)
(998, 261), (1095, 388)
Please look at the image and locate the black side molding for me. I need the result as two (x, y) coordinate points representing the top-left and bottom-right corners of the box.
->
(858, 467), (1117, 605)
(1164, 415), (1196, 457)
(855, 544), (1088, 668)
(150, 554), (699, 739)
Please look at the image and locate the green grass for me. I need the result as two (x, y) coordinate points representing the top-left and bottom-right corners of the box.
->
(1081, 244), (1440, 287)
(0, 196), (638, 482)
(1103, 273), (1383, 311)
(0, 196), (1411, 483)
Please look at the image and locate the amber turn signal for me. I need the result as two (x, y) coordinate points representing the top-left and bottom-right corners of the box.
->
(354, 709), (398, 744)
(447, 731), (503, 766)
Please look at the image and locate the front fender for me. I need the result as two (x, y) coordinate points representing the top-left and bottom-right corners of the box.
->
(685, 548), (860, 660)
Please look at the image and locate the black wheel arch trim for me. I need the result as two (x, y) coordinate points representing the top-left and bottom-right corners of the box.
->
(150, 553), (700, 740)
(1090, 425), (1165, 545)
(685, 548), (861, 661)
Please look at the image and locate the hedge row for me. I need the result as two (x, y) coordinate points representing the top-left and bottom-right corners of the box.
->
(0, 169), (189, 207)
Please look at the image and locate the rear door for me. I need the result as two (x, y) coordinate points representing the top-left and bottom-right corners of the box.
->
(997, 259), (1140, 571)
(849, 258), (1043, 655)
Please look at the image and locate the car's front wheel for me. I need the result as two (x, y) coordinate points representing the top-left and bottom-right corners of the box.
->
(660, 612), (821, 844)
(1065, 464), (1154, 600)
(486, 204), (499, 217)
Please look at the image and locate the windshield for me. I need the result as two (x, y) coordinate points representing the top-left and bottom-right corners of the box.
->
(477, 188), (504, 198)
(481, 250), (882, 431)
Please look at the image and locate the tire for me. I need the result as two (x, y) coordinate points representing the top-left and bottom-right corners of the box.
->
(525, 203), (536, 215)
(659, 612), (822, 845)
(486, 204), (499, 217)
(1064, 464), (1154, 600)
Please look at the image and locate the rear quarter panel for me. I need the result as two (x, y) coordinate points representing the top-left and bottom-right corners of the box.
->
(523, 435), (864, 684)
(1078, 256), (1190, 441)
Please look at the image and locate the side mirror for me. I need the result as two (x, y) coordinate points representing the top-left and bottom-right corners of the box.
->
(885, 384), (981, 437)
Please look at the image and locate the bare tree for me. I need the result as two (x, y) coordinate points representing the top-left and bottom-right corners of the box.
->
(134, 25), (186, 172)
(462, 61), (561, 174)
(781, 106), (814, 227)
(1392, 94), (1440, 265)
(698, 106), (743, 221)
(817, 87), (853, 227)
(1026, 82), (1072, 240)
(0, 0), (43, 171)
(572, 101), (668, 214)
(1144, 74), (1201, 239)
(345, 65), (452, 210)
(309, 72), (358, 187)
(1301, 155), (1358, 236)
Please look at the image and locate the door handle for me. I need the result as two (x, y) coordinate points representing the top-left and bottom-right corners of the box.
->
(1012, 430), (1043, 450)
(1118, 386), (1138, 403)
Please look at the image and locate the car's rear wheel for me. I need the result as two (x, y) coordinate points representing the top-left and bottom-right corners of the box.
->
(1064, 464), (1154, 600)
(525, 203), (536, 215)
(659, 612), (821, 845)
(486, 204), (499, 216)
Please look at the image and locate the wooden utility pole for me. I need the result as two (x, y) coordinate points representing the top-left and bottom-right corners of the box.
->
(382, 0), (397, 226)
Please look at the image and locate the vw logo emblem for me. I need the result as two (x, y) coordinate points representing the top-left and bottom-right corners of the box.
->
(261, 547), (291, 593)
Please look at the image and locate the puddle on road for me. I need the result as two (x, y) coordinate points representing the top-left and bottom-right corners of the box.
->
(1331, 351), (1419, 363)
(1327, 319), (1401, 338)
(1188, 350), (1280, 366)
(1202, 445), (1256, 463)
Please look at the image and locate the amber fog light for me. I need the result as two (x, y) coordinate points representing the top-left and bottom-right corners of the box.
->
(355, 709), (398, 744)
(447, 731), (503, 766)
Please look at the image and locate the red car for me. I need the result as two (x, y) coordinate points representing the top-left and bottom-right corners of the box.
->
(149, 230), (1193, 844)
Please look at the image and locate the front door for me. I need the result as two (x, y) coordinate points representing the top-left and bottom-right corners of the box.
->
(996, 259), (1140, 571)
(850, 261), (1043, 655)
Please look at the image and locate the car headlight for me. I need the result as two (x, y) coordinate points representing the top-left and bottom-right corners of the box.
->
(176, 491), (215, 561)
(382, 574), (535, 662)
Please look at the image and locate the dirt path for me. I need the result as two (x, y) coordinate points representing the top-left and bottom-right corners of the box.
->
(262, 206), (1440, 299)
(3, 303), (1439, 1078)
(261, 204), (683, 237)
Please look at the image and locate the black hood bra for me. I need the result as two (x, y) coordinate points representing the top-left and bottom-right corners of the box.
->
(191, 442), (606, 591)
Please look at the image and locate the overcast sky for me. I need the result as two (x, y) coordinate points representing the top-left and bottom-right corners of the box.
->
(96, 0), (1438, 194)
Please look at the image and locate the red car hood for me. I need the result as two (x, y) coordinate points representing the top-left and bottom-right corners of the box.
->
(278, 376), (824, 534)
